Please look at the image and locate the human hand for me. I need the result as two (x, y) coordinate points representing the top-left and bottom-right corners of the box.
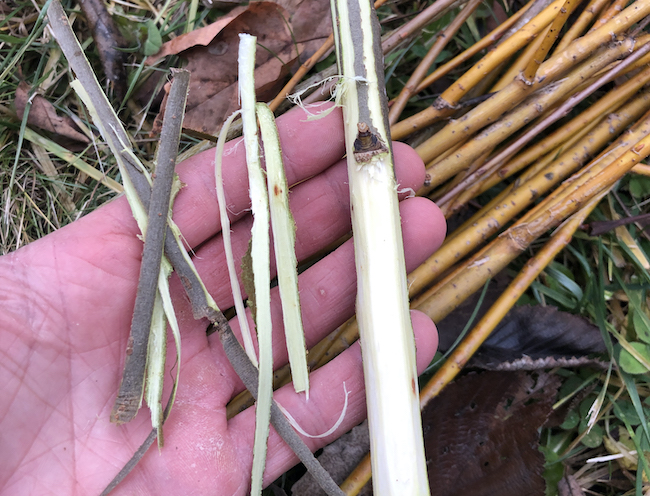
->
(0, 105), (446, 495)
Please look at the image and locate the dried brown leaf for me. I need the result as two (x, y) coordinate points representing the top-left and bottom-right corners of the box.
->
(423, 371), (561, 496)
(148, 0), (331, 137)
(144, 6), (248, 65)
(79, 0), (128, 100)
(15, 81), (90, 143)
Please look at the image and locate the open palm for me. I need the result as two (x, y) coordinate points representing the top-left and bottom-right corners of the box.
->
(0, 106), (445, 495)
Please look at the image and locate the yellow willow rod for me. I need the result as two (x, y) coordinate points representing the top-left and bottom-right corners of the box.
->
(392, 0), (567, 140)
(450, 65), (650, 209)
(523, 0), (577, 82)
(413, 0), (650, 161)
(419, 38), (635, 193)
(452, 98), (650, 255)
(411, 1), (531, 95)
(490, 23), (551, 93)
(413, 127), (650, 324)
(388, 0), (482, 125)
(441, 92), (650, 252)
(589, 0), (628, 32)
(434, 36), (650, 205)
(408, 102), (642, 297)
(419, 188), (608, 407)
(554, 0), (611, 52)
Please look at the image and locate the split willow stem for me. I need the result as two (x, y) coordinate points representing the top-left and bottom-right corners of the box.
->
(216, 324), (345, 496)
(331, 0), (429, 493)
(50, 5), (341, 494)
(48, 0), (222, 325)
(238, 33), (274, 496)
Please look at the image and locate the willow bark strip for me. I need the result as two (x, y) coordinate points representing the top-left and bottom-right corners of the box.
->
(257, 103), (310, 397)
(331, 0), (429, 492)
(216, 326), (345, 496)
(22, 128), (123, 193)
(48, 0), (222, 325)
(214, 110), (258, 369)
(237, 33), (275, 496)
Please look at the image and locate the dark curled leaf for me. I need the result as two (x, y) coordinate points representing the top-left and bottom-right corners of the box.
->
(471, 305), (607, 370)
(79, 0), (127, 100)
(423, 371), (561, 496)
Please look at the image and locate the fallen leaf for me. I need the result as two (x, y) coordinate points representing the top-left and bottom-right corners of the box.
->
(471, 305), (607, 370)
(79, 0), (128, 100)
(14, 81), (90, 143)
(423, 371), (561, 496)
(147, 0), (331, 137)
(144, 6), (248, 65)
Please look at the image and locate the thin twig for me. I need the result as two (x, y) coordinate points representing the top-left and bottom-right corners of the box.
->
(217, 320), (345, 496)
(111, 69), (190, 424)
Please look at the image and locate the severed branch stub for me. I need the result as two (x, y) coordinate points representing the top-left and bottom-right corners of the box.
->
(353, 122), (388, 163)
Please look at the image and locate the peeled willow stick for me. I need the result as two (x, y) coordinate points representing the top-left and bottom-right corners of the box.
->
(237, 34), (275, 496)
(330, 0), (429, 494)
